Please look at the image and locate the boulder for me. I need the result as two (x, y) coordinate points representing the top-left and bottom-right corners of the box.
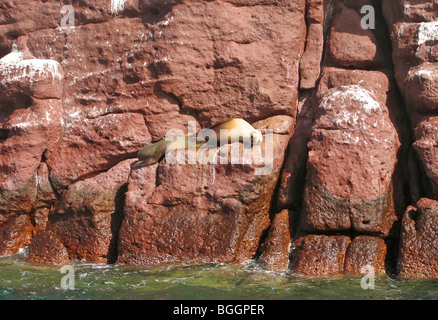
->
(344, 235), (387, 275)
(258, 209), (292, 272)
(26, 230), (70, 266)
(0, 215), (34, 256)
(290, 234), (350, 276)
(46, 159), (132, 263)
(398, 198), (438, 279)
(0, 51), (64, 99)
(326, 3), (385, 69)
(299, 85), (400, 236)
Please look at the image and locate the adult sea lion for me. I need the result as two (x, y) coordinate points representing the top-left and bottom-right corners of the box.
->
(137, 118), (263, 166)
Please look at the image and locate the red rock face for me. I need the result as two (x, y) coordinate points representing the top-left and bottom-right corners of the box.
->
(413, 117), (438, 199)
(0, 0), (437, 279)
(258, 209), (292, 272)
(398, 198), (438, 279)
(290, 235), (351, 276)
(326, 3), (385, 69)
(0, 215), (34, 256)
(344, 235), (387, 275)
(117, 119), (292, 265)
(383, 0), (438, 113)
(26, 230), (70, 266)
(46, 159), (132, 263)
(0, 53), (63, 226)
(300, 85), (400, 236)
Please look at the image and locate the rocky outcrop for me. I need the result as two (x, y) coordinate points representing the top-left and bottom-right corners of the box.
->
(383, 0), (438, 202)
(0, 215), (34, 256)
(398, 198), (438, 279)
(300, 84), (400, 236)
(0, 0), (438, 279)
(258, 209), (292, 272)
(44, 159), (132, 263)
(344, 236), (387, 275)
(0, 51), (63, 227)
(290, 235), (350, 276)
(26, 230), (70, 266)
(117, 117), (292, 265)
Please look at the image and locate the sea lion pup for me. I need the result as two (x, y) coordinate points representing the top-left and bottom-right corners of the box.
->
(137, 118), (263, 166)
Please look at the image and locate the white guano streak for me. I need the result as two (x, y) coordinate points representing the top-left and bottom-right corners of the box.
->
(0, 52), (62, 85)
(417, 21), (438, 46)
(111, 0), (125, 15)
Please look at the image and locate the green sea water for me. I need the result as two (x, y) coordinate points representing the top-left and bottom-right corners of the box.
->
(1, 253), (437, 300)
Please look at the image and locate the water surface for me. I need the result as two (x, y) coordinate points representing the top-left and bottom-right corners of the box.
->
(1, 253), (437, 300)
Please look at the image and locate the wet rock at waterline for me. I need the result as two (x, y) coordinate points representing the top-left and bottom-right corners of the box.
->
(290, 235), (351, 276)
(258, 209), (292, 272)
(44, 159), (132, 264)
(26, 230), (70, 266)
(0, 215), (34, 256)
(398, 198), (438, 279)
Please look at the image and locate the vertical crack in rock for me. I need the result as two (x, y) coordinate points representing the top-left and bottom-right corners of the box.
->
(107, 182), (128, 264)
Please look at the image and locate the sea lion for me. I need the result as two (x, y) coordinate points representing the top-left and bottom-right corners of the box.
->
(137, 118), (263, 166)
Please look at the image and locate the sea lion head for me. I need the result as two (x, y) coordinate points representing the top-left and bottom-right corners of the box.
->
(251, 128), (263, 145)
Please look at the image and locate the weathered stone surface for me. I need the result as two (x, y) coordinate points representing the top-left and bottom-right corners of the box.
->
(117, 118), (291, 265)
(413, 117), (438, 200)
(276, 91), (318, 210)
(0, 51), (64, 99)
(398, 198), (438, 279)
(317, 67), (391, 96)
(12, 0), (306, 194)
(299, 85), (400, 236)
(382, 0), (438, 25)
(258, 209), (291, 272)
(0, 215), (34, 256)
(0, 54), (63, 225)
(46, 159), (132, 263)
(299, 0), (334, 89)
(45, 112), (150, 191)
(383, 1), (438, 112)
(344, 235), (387, 275)
(326, 3), (384, 69)
(0, 0), (305, 269)
(290, 234), (350, 276)
(26, 230), (70, 266)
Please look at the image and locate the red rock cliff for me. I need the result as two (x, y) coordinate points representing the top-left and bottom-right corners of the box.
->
(0, 0), (437, 278)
